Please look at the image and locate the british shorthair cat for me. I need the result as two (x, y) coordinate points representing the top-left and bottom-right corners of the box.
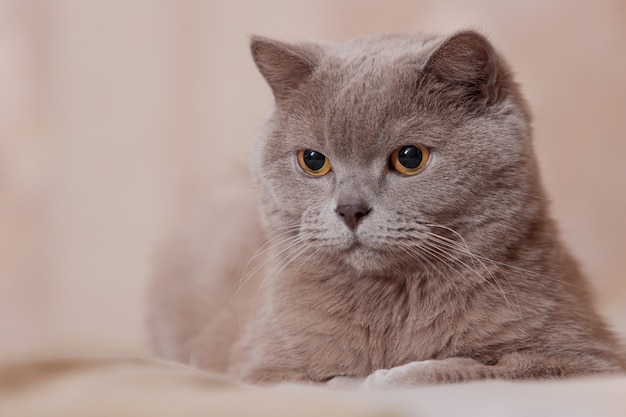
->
(148, 30), (625, 388)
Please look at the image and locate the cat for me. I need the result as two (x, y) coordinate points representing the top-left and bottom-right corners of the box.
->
(148, 30), (625, 388)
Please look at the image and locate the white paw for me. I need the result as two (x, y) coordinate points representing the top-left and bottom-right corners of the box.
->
(326, 375), (365, 390)
(361, 360), (435, 390)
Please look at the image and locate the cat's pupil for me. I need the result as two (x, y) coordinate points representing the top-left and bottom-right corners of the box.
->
(303, 150), (326, 171)
(397, 146), (423, 169)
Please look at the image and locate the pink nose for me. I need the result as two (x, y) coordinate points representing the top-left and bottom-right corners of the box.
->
(335, 204), (371, 231)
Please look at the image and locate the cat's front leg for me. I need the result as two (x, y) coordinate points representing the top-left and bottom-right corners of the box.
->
(333, 351), (622, 390)
(360, 357), (484, 389)
(326, 358), (480, 390)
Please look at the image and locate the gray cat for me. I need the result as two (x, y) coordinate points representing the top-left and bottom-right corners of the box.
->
(149, 30), (625, 388)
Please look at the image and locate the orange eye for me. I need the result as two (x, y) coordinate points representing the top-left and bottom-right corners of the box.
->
(297, 149), (332, 176)
(390, 145), (430, 176)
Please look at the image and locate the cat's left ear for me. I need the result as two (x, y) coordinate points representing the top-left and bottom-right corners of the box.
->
(250, 36), (320, 103)
(422, 30), (507, 106)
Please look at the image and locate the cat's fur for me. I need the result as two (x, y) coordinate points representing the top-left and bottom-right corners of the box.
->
(148, 30), (625, 387)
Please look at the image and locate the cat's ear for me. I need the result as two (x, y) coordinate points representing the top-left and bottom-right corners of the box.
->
(250, 36), (319, 102)
(423, 30), (506, 105)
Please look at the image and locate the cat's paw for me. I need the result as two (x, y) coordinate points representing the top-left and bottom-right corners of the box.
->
(361, 360), (436, 390)
(361, 357), (492, 389)
(325, 375), (366, 390)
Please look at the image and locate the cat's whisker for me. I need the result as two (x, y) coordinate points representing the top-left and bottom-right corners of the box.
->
(397, 246), (428, 271)
(233, 234), (304, 302)
(394, 246), (428, 279)
(236, 230), (302, 292)
(231, 240), (299, 307)
(412, 240), (486, 287)
(422, 226), (583, 292)
(489, 258), (583, 291)
(422, 233), (501, 284)
(228, 233), (301, 316)
(398, 240), (488, 297)
(421, 231), (517, 296)
(239, 226), (301, 279)
(422, 223), (476, 256)
(229, 230), (305, 336)
(422, 224), (511, 289)
(238, 226), (301, 272)
(397, 243), (498, 309)
(393, 246), (418, 278)
(255, 240), (311, 299)
(424, 239), (519, 316)
(242, 225), (301, 264)
(390, 221), (519, 315)
(292, 246), (324, 277)
(420, 228), (521, 316)
(415, 242), (466, 278)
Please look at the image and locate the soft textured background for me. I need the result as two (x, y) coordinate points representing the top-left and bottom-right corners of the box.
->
(1, 0), (625, 359)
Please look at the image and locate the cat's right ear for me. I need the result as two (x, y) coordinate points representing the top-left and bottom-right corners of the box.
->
(250, 36), (319, 102)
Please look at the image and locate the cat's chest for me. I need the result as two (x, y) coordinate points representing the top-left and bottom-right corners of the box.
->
(277, 271), (473, 368)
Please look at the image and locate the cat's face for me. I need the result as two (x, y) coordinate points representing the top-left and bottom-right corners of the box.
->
(252, 32), (540, 276)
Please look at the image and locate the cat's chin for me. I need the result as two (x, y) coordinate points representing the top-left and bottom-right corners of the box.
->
(339, 243), (392, 275)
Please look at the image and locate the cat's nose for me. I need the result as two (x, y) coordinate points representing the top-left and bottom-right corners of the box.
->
(335, 204), (371, 231)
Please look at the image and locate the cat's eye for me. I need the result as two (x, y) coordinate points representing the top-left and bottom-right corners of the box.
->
(390, 145), (430, 176)
(297, 149), (332, 176)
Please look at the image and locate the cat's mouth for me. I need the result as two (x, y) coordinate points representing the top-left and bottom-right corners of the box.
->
(344, 235), (368, 251)
(303, 227), (395, 272)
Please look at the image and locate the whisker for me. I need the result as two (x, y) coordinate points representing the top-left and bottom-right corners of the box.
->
(424, 238), (518, 315)
(255, 241), (310, 299)
(239, 226), (301, 278)
(225, 228), (303, 336)
(395, 222), (522, 316)
(292, 246), (323, 277)
(422, 226), (582, 291)
(235, 232), (302, 297)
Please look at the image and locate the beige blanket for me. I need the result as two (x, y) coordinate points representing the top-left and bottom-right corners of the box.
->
(1, 353), (625, 417)
(0, 353), (390, 417)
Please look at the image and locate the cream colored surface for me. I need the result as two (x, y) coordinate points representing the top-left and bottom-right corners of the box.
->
(0, 354), (391, 417)
(1, 353), (625, 417)
(1, 1), (625, 414)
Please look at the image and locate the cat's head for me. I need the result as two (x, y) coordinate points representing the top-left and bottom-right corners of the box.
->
(250, 31), (543, 276)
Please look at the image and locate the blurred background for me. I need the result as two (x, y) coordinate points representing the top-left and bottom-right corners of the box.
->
(0, 0), (625, 358)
